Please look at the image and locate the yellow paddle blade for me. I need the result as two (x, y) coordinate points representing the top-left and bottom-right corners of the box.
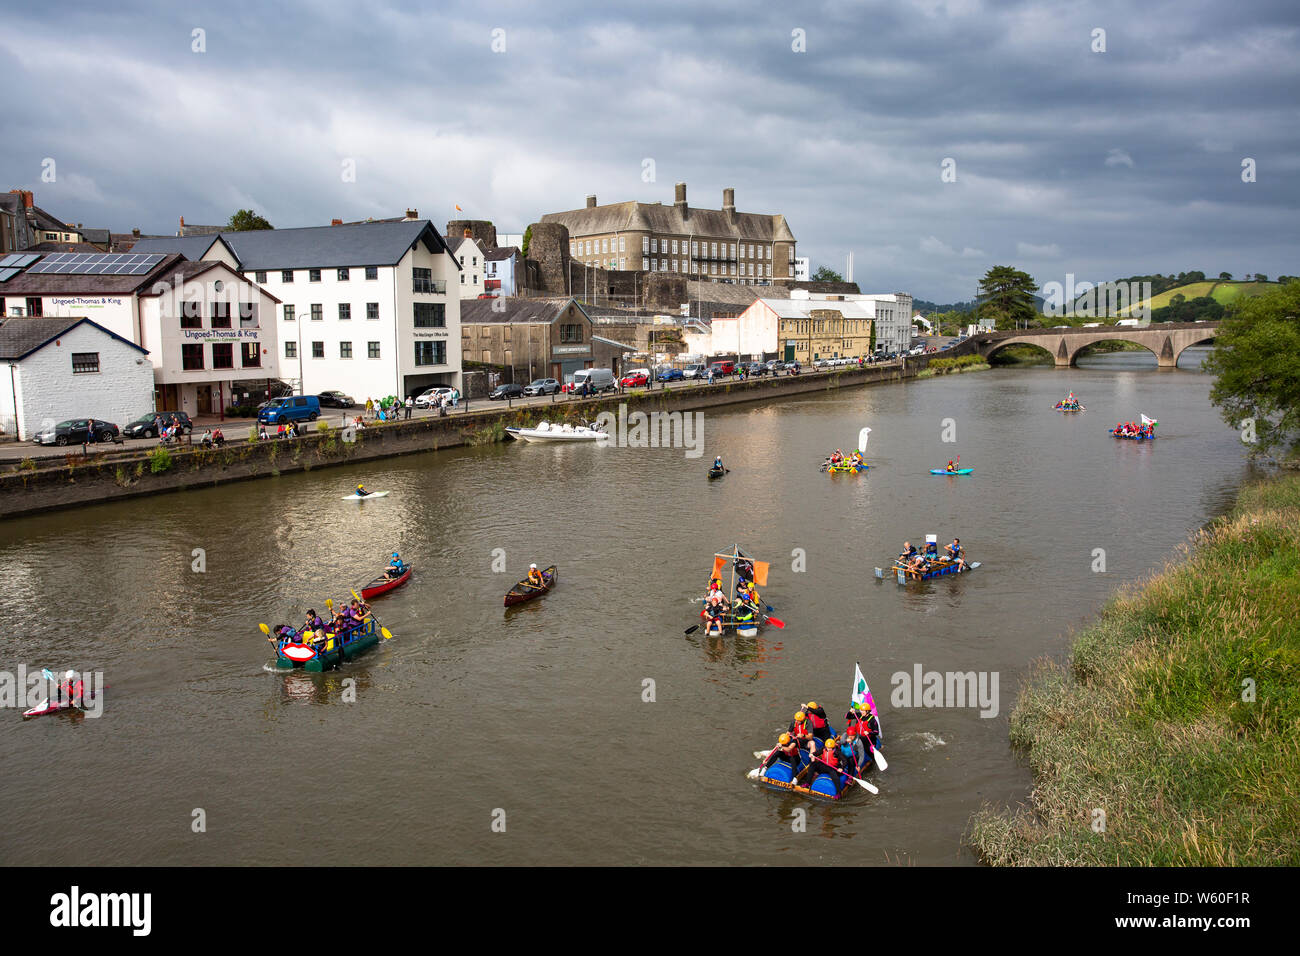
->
(381, 627), (393, 641)
(325, 598), (334, 612)
(351, 589), (362, 603)
(258, 622), (271, 635)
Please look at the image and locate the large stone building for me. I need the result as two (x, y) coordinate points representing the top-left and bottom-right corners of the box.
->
(460, 296), (635, 384)
(539, 183), (797, 285)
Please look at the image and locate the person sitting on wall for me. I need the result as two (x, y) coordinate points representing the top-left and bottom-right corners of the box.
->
(200, 428), (213, 448)
(212, 428), (226, 447)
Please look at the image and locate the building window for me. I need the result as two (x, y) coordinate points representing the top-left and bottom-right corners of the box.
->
(560, 324), (583, 343)
(182, 344), (204, 370)
(339, 303), (351, 320)
(413, 267), (443, 294)
(309, 269), (321, 282)
(619, 258), (626, 269)
(71, 352), (99, 374)
(240, 343), (260, 368)
(285, 341), (297, 358)
(283, 304), (295, 321)
(212, 343), (234, 369)
(367, 302), (379, 320)
(641, 236), (649, 253)
(651, 238), (658, 253)
(766, 264), (772, 276)
(414, 302), (445, 327)
(414, 341), (446, 366)
(569, 242), (575, 254)
(210, 302), (231, 329)
(311, 341), (324, 358)
(239, 302), (258, 327)
(338, 267), (349, 281)
(281, 270), (294, 283)
(367, 341), (380, 358)
(311, 304), (323, 321)
(619, 236), (625, 252)
(339, 341), (353, 359)
(255, 271), (267, 283)
(26, 297), (43, 317)
(365, 266), (378, 280)
(180, 299), (202, 329)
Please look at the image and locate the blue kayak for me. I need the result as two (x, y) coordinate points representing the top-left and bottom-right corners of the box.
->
(930, 468), (974, 475)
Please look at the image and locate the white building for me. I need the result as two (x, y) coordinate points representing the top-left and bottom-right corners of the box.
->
(784, 289), (913, 356)
(0, 249), (281, 417)
(446, 233), (486, 299)
(133, 220), (462, 400)
(793, 257), (810, 281)
(483, 247), (521, 297)
(0, 316), (155, 440)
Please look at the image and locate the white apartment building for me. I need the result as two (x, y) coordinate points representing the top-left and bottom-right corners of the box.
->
(446, 233), (486, 299)
(793, 257), (810, 281)
(133, 220), (462, 400)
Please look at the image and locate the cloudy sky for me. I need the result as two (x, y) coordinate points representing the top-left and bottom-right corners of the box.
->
(4, 0), (1297, 302)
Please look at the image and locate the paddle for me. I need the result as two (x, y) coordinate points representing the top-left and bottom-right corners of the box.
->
(763, 614), (785, 629)
(812, 756), (879, 795)
(351, 589), (394, 641)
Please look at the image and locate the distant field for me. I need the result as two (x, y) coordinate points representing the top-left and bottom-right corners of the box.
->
(1114, 280), (1276, 316)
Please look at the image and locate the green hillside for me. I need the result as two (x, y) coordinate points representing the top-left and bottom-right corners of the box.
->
(1116, 280), (1277, 317)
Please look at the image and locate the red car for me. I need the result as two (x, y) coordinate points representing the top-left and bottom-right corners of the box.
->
(620, 371), (649, 387)
(708, 361), (735, 376)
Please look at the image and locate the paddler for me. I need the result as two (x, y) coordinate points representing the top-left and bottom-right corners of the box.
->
(355, 483), (371, 497)
(385, 552), (405, 579)
(712, 455), (724, 472)
(762, 733), (803, 776)
(526, 563), (545, 588)
(303, 608), (324, 634)
(803, 701), (833, 741)
(816, 735), (847, 795)
(58, 669), (84, 707)
(788, 709), (813, 745)
(945, 537), (963, 560)
(845, 702), (880, 754)
(947, 459), (957, 473)
(923, 539), (939, 560)
(850, 450), (864, 467)
(842, 727), (867, 774)
(899, 541), (918, 561)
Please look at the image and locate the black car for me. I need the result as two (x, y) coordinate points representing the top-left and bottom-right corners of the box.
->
(33, 418), (120, 445)
(489, 383), (525, 400)
(317, 390), (355, 408)
(122, 411), (192, 439)
(744, 361), (768, 376)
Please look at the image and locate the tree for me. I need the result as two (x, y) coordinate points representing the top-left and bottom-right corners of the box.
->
(811, 265), (844, 282)
(976, 265), (1040, 330)
(522, 225), (533, 257)
(227, 209), (273, 231)
(1255, 274), (1269, 282)
(1219, 272), (1233, 281)
(1204, 282), (1300, 459)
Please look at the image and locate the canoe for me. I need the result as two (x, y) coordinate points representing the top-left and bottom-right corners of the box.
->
(504, 565), (557, 607)
(274, 618), (380, 671)
(707, 467), (726, 479)
(22, 695), (93, 719)
(360, 565), (412, 600)
(892, 556), (978, 581)
(342, 490), (390, 500)
(930, 468), (974, 475)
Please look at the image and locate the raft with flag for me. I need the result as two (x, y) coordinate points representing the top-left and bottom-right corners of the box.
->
(690, 545), (783, 638)
(1109, 414), (1159, 440)
(885, 535), (979, 582)
(1054, 392), (1085, 411)
(747, 664), (886, 800)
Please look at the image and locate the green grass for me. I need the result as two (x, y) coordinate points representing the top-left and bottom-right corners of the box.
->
(969, 473), (1300, 865)
(1116, 280), (1277, 316)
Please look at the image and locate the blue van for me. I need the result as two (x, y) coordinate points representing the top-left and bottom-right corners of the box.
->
(257, 395), (321, 424)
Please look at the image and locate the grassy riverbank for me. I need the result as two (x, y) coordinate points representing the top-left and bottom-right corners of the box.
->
(917, 355), (992, 378)
(969, 474), (1300, 865)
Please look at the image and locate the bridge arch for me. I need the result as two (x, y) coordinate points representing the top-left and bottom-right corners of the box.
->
(1172, 333), (1217, 367)
(1068, 338), (1159, 367)
(983, 339), (1056, 364)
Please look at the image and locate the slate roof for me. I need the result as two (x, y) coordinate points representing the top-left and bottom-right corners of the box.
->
(0, 316), (148, 360)
(130, 220), (452, 271)
(484, 246), (520, 261)
(29, 205), (77, 235)
(541, 200), (796, 244)
(460, 296), (588, 325)
(125, 234), (236, 262)
(81, 228), (111, 246)
(0, 253), (188, 296)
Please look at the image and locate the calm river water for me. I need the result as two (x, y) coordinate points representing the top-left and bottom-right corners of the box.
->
(0, 349), (1253, 865)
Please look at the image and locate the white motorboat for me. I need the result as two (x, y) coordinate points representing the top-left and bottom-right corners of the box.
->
(505, 420), (606, 443)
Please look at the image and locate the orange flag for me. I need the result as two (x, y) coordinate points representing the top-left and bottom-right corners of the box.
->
(711, 555), (726, 580)
(752, 561), (770, 587)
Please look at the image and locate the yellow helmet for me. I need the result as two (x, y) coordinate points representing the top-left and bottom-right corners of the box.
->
(806, 701), (818, 709)
(794, 711), (806, 722)
(778, 733), (791, 745)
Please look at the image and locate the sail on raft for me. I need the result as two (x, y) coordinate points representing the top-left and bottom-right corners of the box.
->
(696, 545), (777, 637)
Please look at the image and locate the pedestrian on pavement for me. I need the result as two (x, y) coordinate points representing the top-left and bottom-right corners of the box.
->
(404, 396), (413, 419)
(365, 397), (375, 419)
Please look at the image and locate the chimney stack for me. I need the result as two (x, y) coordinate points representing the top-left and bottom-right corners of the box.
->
(331, 218), (343, 226)
(722, 188), (735, 214)
(132, 227), (141, 238)
(674, 182), (688, 217)
(464, 227), (472, 238)
(405, 208), (418, 220)
(586, 195), (597, 209)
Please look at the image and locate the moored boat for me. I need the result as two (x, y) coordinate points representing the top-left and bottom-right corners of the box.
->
(504, 565), (557, 606)
(506, 421), (604, 443)
(360, 565), (412, 600)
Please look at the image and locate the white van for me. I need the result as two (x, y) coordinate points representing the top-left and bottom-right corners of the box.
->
(564, 368), (616, 394)
(1114, 318), (1142, 327)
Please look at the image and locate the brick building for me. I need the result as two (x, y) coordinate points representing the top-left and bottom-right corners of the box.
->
(460, 296), (635, 384)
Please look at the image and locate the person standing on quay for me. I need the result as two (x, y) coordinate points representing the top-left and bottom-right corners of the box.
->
(404, 395), (413, 420)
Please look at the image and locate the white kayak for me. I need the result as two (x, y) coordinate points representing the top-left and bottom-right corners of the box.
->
(342, 491), (390, 500)
(506, 421), (605, 443)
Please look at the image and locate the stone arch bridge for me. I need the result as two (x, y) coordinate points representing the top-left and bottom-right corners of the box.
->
(944, 321), (1220, 368)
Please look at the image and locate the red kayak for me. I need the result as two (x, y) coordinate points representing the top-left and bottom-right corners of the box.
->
(23, 696), (90, 719)
(360, 565), (412, 600)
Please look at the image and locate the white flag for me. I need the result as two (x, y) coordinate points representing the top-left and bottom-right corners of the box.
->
(1141, 414), (1158, 426)
(857, 427), (871, 452)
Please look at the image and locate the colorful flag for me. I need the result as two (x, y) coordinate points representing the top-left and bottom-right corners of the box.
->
(850, 662), (881, 737)
(1141, 414), (1158, 426)
(454, 205), (462, 212)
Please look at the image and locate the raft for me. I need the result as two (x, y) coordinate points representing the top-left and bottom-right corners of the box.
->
(827, 462), (867, 474)
(892, 556), (976, 581)
(1108, 429), (1157, 441)
(274, 618), (380, 671)
(755, 734), (869, 801)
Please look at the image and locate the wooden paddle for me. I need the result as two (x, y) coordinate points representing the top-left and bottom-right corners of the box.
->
(811, 755), (879, 794)
(350, 589), (394, 640)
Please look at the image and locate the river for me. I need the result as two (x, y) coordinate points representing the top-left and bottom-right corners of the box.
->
(0, 348), (1254, 865)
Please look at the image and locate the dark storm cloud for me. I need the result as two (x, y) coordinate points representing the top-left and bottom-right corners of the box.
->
(3, 0), (1297, 301)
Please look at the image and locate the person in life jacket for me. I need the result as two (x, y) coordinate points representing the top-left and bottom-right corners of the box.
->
(850, 451), (864, 467)
(803, 701), (833, 741)
(841, 728), (866, 774)
(945, 537), (963, 560)
(355, 483), (371, 497)
(763, 732), (803, 776)
(845, 702), (880, 753)
(899, 541), (918, 561)
(706, 575), (723, 598)
(704, 592), (729, 635)
(813, 735), (847, 795)
(734, 601), (756, 628)
(788, 709), (813, 745)
(923, 539), (939, 560)
(713, 456), (724, 471)
(527, 564), (544, 588)
(947, 459), (957, 472)
(58, 670), (84, 707)
(386, 552), (405, 578)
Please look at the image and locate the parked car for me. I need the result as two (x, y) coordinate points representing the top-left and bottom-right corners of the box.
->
(562, 368), (616, 394)
(708, 360), (736, 376)
(620, 370), (650, 387)
(34, 418), (120, 445)
(415, 387), (459, 407)
(489, 383), (524, 400)
(683, 364), (707, 379)
(657, 367), (684, 382)
(317, 390), (355, 408)
(257, 395), (321, 424)
(765, 360), (785, 373)
(523, 378), (561, 396)
(122, 411), (192, 439)
(744, 361), (768, 376)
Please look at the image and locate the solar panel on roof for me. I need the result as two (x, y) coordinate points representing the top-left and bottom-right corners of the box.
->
(23, 252), (166, 275)
(0, 253), (37, 268)
(0, 268), (18, 282)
